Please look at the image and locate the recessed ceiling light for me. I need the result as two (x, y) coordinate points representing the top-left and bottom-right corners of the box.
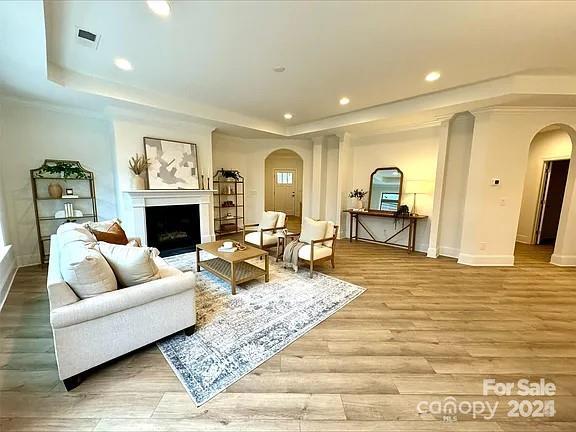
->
(283, 113), (293, 120)
(147, 0), (171, 17)
(273, 66), (286, 73)
(114, 58), (133, 71)
(425, 71), (441, 82)
(339, 97), (350, 106)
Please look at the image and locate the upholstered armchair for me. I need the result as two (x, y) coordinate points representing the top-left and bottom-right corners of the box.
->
(297, 220), (338, 278)
(242, 211), (287, 251)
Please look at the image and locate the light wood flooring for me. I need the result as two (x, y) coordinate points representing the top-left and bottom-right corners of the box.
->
(1, 240), (576, 431)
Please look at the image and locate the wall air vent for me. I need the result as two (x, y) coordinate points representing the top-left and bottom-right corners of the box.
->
(75, 26), (101, 49)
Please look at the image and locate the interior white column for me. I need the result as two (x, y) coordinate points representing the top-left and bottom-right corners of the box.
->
(427, 119), (451, 258)
(336, 132), (352, 238)
(311, 137), (324, 219)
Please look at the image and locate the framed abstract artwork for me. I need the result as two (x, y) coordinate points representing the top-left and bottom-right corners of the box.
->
(144, 137), (200, 190)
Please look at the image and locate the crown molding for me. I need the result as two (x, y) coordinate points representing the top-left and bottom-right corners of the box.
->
(0, 93), (105, 120)
(471, 105), (576, 115)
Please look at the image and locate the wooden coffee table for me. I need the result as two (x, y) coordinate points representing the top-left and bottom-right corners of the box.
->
(195, 240), (269, 295)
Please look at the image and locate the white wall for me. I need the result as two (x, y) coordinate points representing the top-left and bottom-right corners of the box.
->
(264, 151), (303, 216)
(349, 127), (440, 252)
(0, 108), (16, 309)
(458, 109), (576, 266)
(517, 129), (572, 244)
(213, 134), (313, 225)
(436, 113), (474, 258)
(0, 99), (117, 266)
(111, 116), (214, 237)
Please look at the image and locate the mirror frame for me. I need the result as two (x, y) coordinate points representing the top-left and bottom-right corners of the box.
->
(367, 167), (404, 213)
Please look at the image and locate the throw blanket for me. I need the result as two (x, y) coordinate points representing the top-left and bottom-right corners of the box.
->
(283, 240), (306, 272)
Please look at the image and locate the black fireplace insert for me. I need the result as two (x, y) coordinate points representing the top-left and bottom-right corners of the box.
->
(145, 204), (201, 257)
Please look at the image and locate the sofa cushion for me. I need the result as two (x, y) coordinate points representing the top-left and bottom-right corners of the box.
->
(50, 272), (196, 329)
(298, 244), (333, 261)
(258, 211), (279, 230)
(299, 217), (328, 244)
(57, 223), (96, 248)
(91, 222), (129, 245)
(97, 242), (160, 287)
(245, 231), (278, 246)
(59, 242), (118, 299)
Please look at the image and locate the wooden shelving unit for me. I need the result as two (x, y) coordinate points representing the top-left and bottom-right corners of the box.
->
(213, 169), (244, 237)
(30, 160), (98, 264)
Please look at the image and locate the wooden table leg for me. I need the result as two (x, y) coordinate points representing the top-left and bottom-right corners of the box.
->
(276, 237), (283, 262)
(265, 254), (269, 282)
(230, 261), (236, 295)
(355, 215), (359, 241)
(412, 219), (418, 252)
(196, 247), (201, 272)
(349, 213), (353, 242)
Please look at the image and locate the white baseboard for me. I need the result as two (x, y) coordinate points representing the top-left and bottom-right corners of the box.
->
(427, 247), (438, 258)
(0, 246), (17, 311)
(550, 254), (576, 267)
(458, 253), (515, 267)
(17, 253), (41, 267)
(438, 246), (460, 259)
(516, 234), (531, 244)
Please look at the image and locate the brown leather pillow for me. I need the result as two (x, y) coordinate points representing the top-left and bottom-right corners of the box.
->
(91, 222), (129, 245)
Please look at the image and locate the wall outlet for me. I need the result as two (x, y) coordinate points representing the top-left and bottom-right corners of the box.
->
(480, 242), (487, 251)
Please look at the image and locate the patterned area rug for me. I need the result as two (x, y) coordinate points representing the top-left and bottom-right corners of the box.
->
(158, 251), (365, 406)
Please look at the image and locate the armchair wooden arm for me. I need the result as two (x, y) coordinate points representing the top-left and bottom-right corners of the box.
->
(242, 224), (288, 248)
(307, 225), (338, 278)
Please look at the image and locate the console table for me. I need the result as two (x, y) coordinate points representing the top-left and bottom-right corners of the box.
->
(344, 209), (428, 253)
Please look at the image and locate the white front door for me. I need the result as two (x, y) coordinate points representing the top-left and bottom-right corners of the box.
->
(273, 169), (296, 215)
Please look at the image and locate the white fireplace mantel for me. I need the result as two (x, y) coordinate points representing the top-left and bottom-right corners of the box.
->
(123, 189), (216, 246)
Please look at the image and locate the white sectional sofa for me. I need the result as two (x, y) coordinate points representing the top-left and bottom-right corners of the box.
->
(47, 224), (196, 390)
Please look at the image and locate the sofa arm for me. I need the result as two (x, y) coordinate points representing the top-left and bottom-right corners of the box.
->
(50, 272), (196, 329)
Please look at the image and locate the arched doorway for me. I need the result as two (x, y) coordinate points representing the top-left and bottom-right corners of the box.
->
(265, 149), (303, 230)
(516, 124), (575, 263)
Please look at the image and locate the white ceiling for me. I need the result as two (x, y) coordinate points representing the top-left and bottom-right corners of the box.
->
(44, 1), (576, 128)
(2, 1), (576, 138)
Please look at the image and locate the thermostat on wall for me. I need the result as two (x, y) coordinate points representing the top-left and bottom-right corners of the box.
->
(491, 178), (501, 186)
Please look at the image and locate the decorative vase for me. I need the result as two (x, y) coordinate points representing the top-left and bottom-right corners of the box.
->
(48, 183), (63, 198)
(131, 175), (146, 190)
(356, 199), (364, 209)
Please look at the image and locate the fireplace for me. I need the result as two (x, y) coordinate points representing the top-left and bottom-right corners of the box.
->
(145, 204), (201, 257)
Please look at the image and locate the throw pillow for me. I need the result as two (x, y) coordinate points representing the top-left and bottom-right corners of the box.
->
(59, 242), (117, 299)
(96, 242), (160, 287)
(258, 211), (279, 231)
(91, 222), (129, 245)
(84, 218), (122, 232)
(299, 217), (328, 244)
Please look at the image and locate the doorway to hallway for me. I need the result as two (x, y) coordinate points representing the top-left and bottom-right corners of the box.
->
(534, 159), (570, 245)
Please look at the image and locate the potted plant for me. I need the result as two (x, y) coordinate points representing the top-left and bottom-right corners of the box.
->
(349, 188), (368, 209)
(221, 169), (240, 181)
(38, 161), (89, 198)
(128, 154), (150, 190)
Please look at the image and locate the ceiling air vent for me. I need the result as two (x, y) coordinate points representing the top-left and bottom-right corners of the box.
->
(75, 26), (101, 49)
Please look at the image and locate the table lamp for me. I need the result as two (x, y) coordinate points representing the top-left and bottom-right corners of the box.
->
(404, 180), (432, 216)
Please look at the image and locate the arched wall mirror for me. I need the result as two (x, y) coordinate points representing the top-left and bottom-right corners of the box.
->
(368, 167), (404, 212)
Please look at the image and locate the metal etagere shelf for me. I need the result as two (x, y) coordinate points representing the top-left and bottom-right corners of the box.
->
(30, 160), (98, 264)
(213, 169), (244, 237)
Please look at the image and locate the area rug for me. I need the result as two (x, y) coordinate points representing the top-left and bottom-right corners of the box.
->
(157, 251), (365, 406)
